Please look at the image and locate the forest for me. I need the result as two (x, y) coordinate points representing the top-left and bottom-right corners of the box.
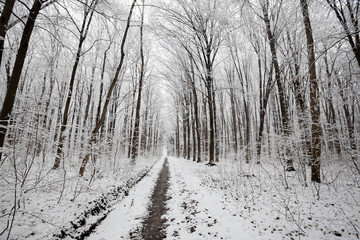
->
(0, 0), (359, 239)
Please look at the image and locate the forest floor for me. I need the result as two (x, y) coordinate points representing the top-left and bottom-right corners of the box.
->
(1, 155), (359, 239)
(0, 156), (159, 240)
(86, 156), (360, 240)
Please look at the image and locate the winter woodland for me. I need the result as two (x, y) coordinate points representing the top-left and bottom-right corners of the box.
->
(0, 0), (359, 239)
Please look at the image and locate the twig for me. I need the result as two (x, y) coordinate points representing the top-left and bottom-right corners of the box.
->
(57, 156), (67, 204)
(18, 210), (62, 229)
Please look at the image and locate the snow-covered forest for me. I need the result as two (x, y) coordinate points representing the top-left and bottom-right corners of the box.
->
(0, 0), (359, 239)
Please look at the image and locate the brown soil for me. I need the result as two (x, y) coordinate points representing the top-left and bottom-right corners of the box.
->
(141, 157), (170, 240)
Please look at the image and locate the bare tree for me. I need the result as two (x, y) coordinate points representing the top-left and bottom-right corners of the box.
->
(0, 0), (16, 68)
(130, 0), (146, 163)
(79, 0), (138, 176)
(0, 0), (46, 161)
(326, 0), (360, 67)
(300, 0), (321, 182)
(53, 0), (99, 169)
(260, 0), (295, 171)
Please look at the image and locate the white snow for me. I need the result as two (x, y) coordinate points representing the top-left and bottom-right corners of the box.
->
(0, 156), (159, 240)
(165, 156), (257, 239)
(86, 157), (165, 240)
(167, 157), (360, 240)
(1, 155), (359, 239)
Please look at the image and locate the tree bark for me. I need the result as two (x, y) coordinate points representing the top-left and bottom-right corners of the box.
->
(0, 0), (16, 68)
(0, 0), (44, 161)
(191, 76), (201, 163)
(79, 0), (137, 176)
(130, 0), (146, 163)
(53, 0), (98, 169)
(261, 2), (294, 171)
(326, 0), (360, 68)
(300, 0), (322, 183)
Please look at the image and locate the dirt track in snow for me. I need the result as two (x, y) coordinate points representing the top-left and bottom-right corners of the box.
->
(141, 158), (170, 239)
(86, 157), (255, 240)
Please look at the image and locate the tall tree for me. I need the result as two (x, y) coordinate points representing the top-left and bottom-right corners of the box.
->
(0, 0), (16, 68)
(79, 0), (138, 176)
(53, 0), (99, 169)
(326, 0), (360, 68)
(130, 0), (146, 163)
(300, 0), (321, 183)
(169, 0), (222, 164)
(0, 0), (45, 161)
(260, 0), (295, 171)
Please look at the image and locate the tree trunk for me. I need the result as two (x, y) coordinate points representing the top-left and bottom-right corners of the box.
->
(323, 51), (341, 154)
(326, 0), (360, 68)
(176, 108), (180, 157)
(79, 0), (137, 176)
(53, 0), (98, 169)
(0, 0), (16, 68)
(127, 83), (137, 159)
(130, 0), (145, 163)
(191, 79), (201, 163)
(182, 103), (187, 159)
(0, 0), (43, 161)
(300, 0), (322, 183)
(229, 85), (238, 159)
(186, 95), (191, 160)
(261, 2), (294, 171)
(190, 96), (197, 161)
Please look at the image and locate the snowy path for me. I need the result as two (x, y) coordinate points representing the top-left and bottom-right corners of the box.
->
(165, 157), (256, 239)
(86, 158), (166, 240)
(86, 156), (257, 240)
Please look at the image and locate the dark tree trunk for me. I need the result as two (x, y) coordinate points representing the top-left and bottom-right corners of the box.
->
(186, 95), (191, 160)
(300, 0), (322, 183)
(53, 0), (98, 169)
(261, 2), (294, 171)
(0, 0), (16, 68)
(205, 59), (217, 164)
(256, 53), (272, 160)
(229, 86), (238, 159)
(212, 82), (220, 162)
(182, 104), (187, 159)
(130, 1), (145, 163)
(327, 0), (360, 68)
(176, 110), (180, 157)
(127, 83), (137, 159)
(191, 97), (197, 161)
(0, 0), (43, 161)
(201, 94), (208, 160)
(191, 79), (201, 163)
(79, 0), (137, 176)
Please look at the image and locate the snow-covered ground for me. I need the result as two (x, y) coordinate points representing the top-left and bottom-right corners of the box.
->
(86, 156), (359, 240)
(165, 157), (257, 239)
(0, 156), (159, 240)
(86, 157), (166, 239)
(1, 154), (359, 239)
(167, 157), (360, 240)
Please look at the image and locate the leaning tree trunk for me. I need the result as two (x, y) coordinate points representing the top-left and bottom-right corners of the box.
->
(79, 0), (137, 176)
(0, 0), (44, 161)
(261, 3), (294, 171)
(0, 0), (16, 68)
(53, 0), (98, 169)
